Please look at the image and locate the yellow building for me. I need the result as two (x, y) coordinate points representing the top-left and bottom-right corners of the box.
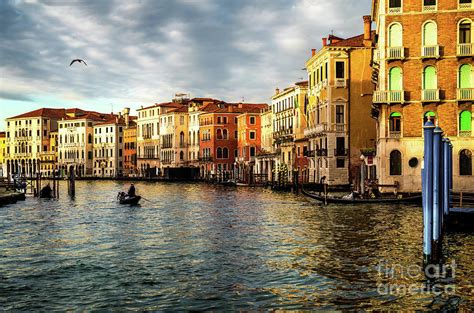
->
(304, 16), (376, 185)
(255, 107), (274, 182)
(39, 131), (58, 177)
(0, 132), (6, 178)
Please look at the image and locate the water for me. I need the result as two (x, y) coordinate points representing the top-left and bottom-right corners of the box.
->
(0, 181), (472, 310)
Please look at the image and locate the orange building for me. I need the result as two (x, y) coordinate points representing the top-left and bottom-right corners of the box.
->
(199, 103), (267, 181)
(123, 120), (137, 177)
(236, 112), (262, 183)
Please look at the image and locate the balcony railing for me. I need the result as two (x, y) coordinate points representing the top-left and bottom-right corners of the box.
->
(388, 6), (402, 14)
(459, 130), (472, 137)
(334, 149), (348, 157)
(198, 156), (213, 162)
(316, 149), (328, 157)
(457, 88), (474, 101)
(459, 2), (472, 9)
(373, 90), (405, 104)
(334, 124), (346, 133)
(421, 89), (440, 102)
(422, 4), (437, 12)
(389, 130), (402, 138)
(457, 43), (473, 56)
(386, 47), (405, 60)
(304, 123), (327, 137)
(335, 79), (346, 88)
(421, 45), (439, 58)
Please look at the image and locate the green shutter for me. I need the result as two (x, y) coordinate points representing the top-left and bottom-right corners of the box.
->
(423, 66), (437, 89)
(390, 112), (401, 117)
(460, 111), (472, 131)
(423, 22), (437, 46)
(389, 67), (402, 90)
(389, 24), (402, 47)
(459, 64), (472, 88)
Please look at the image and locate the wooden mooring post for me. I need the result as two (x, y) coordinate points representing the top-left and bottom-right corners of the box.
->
(68, 169), (75, 197)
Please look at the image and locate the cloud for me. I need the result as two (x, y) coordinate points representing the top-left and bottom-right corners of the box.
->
(0, 91), (34, 102)
(0, 0), (372, 122)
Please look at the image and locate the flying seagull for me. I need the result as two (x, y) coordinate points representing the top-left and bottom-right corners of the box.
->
(70, 59), (87, 66)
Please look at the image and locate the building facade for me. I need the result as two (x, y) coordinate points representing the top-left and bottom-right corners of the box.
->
(159, 105), (190, 171)
(136, 104), (160, 177)
(0, 132), (5, 177)
(236, 112), (261, 183)
(92, 118), (125, 177)
(304, 17), (376, 186)
(255, 107), (275, 183)
(371, 0), (473, 192)
(5, 108), (66, 178)
(39, 130), (58, 177)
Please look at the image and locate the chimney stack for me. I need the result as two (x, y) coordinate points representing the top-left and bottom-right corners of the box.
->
(363, 15), (372, 46)
(275, 88), (280, 95)
(322, 38), (327, 47)
(311, 48), (316, 56)
(123, 107), (130, 127)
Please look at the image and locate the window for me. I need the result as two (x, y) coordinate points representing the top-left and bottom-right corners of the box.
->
(336, 105), (344, 124)
(424, 111), (436, 124)
(388, 23), (402, 47)
(249, 131), (256, 140)
(250, 147), (256, 157)
(459, 111), (472, 133)
(217, 147), (223, 158)
(223, 147), (229, 159)
(336, 159), (345, 168)
(180, 116), (184, 125)
(389, 112), (402, 132)
(459, 64), (472, 89)
(250, 116), (256, 124)
(336, 137), (345, 156)
(180, 131), (185, 146)
(216, 129), (223, 140)
(459, 20), (472, 44)
(389, 67), (402, 90)
(390, 150), (402, 175)
(459, 0), (472, 9)
(389, 0), (401, 9)
(217, 117), (222, 124)
(335, 62), (345, 79)
(88, 134), (92, 144)
(422, 21), (437, 47)
(180, 151), (184, 160)
(423, 66), (437, 90)
(460, 149), (472, 175)
(424, 0), (436, 5)
(223, 129), (228, 139)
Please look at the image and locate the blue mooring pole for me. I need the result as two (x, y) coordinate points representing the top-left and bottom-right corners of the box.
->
(443, 139), (450, 216)
(423, 121), (435, 265)
(432, 126), (442, 260)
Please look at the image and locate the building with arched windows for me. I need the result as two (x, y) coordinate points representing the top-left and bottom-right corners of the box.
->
(371, 0), (474, 192)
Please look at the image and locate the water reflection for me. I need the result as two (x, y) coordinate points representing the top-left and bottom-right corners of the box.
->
(0, 181), (472, 310)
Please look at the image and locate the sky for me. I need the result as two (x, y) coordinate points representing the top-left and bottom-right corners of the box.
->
(0, 0), (372, 127)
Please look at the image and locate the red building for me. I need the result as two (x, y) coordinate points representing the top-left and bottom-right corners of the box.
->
(236, 112), (262, 183)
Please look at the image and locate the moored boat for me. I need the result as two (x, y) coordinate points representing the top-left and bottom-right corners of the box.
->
(301, 188), (422, 204)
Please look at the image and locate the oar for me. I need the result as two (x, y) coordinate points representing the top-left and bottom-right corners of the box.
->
(140, 196), (157, 204)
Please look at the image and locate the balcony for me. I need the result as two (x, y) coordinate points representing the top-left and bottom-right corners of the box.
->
(304, 123), (328, 138)
(198, 156), (213, 162)
(457, 88), (474, 101)
(421, 45), (439, 58)
(457, 43), (473, 56)
(272, 128), (293, 139)
(388, 6), (402, 14)
(335, 79), (346, 88)
(334, 149), (348, 157)
(389, 131), (402, 138)
(334, 124), (346, 133)
(421, 89), (440, 102)
(422, 4), (437, 12)
(316, 149), (328, 157)
(458, 2), (472, 9)
(373, 90), (405, 104)
(386, 47), (405, 60)
(459, 130), (472, 137)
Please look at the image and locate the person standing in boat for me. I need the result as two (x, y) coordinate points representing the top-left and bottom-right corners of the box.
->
(127, 183), (136, 197)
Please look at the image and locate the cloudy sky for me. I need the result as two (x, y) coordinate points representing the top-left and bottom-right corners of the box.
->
(0, 0), (371, 125)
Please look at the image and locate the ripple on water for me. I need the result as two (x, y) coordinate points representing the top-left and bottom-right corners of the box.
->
(0, 181), (472, 310)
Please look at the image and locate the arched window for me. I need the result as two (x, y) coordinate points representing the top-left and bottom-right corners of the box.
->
(458, 19), (472, 44)
(459, 64), (472, 89)
(180, 151), (184, 160)
(424, 111), (436, 124)
(388, 23), (403, 47)
(390, 150), (402, 175)
(460, 149), (472, 176)
(223, 147), (229, 159)
(223, 129), (228, 139)
(217, 147), (223, 159)
(389, 67), (402, 90)
(216, 129), (223, 140)
(389, 112), (402, 132)
(423, 66), (437, 90)
(179, 131), (184, 147)
(460, 111), (472, 134)
(422, 21), (437, 47)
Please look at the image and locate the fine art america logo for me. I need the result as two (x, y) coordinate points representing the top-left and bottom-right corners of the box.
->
(376, 260), (456, 296)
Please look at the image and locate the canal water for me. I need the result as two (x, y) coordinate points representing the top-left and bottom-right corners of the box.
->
(0, 181), (472, 310)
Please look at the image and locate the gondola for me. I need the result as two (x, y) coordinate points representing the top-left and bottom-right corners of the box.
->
(301, 188), (422, 204)
(117, 192), (141, 205)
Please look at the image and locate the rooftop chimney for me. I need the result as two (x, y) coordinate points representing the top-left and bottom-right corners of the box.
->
(322, 38), (327, 47)
(311, 48), (316, 56)
(275, 88), (280, 95)
(363, 15), (372, 47)
(123, 107), (130, 127)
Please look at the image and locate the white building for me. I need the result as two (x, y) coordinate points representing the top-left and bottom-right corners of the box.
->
(92, 117), (125, 177)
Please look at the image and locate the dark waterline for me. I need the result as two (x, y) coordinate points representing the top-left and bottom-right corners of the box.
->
(1, 181), (472, 310)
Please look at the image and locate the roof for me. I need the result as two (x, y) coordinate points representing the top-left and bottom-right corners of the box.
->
(8, 108), (67, 120)
(327, 31), (375, 47)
